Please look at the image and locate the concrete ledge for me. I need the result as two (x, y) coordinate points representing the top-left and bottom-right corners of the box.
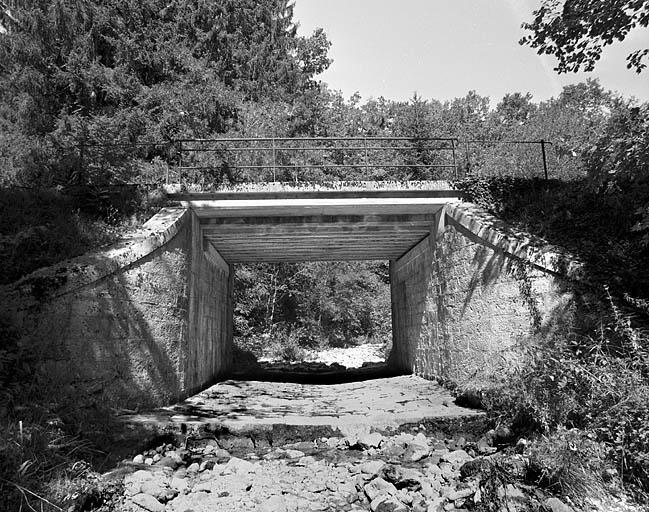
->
(2, 207), (190, 303)
(443, 202), (585, 280)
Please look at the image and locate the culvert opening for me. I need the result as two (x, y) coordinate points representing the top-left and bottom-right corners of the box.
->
(231, 260), (394, 382)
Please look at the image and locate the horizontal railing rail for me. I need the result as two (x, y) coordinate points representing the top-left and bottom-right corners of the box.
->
(64, 137), (554, 185)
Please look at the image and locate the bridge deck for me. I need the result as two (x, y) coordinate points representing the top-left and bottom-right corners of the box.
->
(170, 185), (460, 262)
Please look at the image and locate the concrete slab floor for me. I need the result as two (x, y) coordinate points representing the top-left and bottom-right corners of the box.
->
(125, 375), (484, 437)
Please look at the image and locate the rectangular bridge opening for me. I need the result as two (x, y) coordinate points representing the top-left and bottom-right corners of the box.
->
(231, 260), (394, 378)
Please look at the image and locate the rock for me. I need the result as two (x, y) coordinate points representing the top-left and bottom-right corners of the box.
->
(447, 487), (474, 501)
(133, 454), (145, 464)
(544, 497), (575, 512)
(152, 454), (161, 463)
(403, 443), (429, 462)
(140, 479), (176, 502)
(296, 456), (317, 466)
(359, 460), (386, 475)
(131, 493), (164, 512)
(427, 449), (448, 465)
(426, 496), (445, 512)
(213, 448), (231, 463)
(154, 456), (179, 470)
(370, 494), (408, 512)
(364, 477), (398, 501)
(414, 432), (428, 445)
(199, 460), (214, 472)
(225, 456), (255, 474)
(284, 449), (305, 459)
(441, 449), (472, 466)
(493, 425), (513, 444)
(382, 465), (423, 490)
(438, 462), (457, 480)
(169, 476), (188, 493)
(124, 470), (155, 496)
(381, 444), (406, 459)
(459, 457), (490, 478)
(359, 432), (384, 449)
(477, 436), (496, 455)
(259, 495), (288, 512)
(412, 496), (428, 512)
(395, 489), (412, 505)
(326, 437), (340, 448)
(186, 462), (199, 474)
(420, 478), (441, 499)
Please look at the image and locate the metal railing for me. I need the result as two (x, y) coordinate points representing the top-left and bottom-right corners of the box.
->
(69, 136), (554, 185)
(172, 137), (460, 184)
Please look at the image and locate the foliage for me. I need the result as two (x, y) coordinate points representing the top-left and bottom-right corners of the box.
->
(233, 261), (391, 360)
(586, 101), (649, 192)
(525, 429), (610, 504)
(0, 186), (165, 284)
(520, 0), (649, 73)
(0, 0), (332, 185)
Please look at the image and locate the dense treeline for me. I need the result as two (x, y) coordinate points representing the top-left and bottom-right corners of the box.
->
(1, 1), (647, 187)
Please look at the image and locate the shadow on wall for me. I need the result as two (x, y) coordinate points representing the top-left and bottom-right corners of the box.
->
(406, 201), (636, 395)
(0, 207), (201, 416)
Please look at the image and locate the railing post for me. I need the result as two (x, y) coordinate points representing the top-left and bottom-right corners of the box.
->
(451, 138), (458, 180)
(540, 139), (548, 181)
(272, 137), (277, 182)
(165, 141), (170, 184)
(364, 137), (369, 176)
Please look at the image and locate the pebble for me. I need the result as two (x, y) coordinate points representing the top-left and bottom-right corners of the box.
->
(359, 432), (385, 449)
(544, 497), (575, 512)
(370, 494), (408, 511)
(403, 442), (430, 462)
(364, 477), (398, 501)
(359, 460), (386, 475)
(133, 454), (144, 464)
(131, 493), (164, 512)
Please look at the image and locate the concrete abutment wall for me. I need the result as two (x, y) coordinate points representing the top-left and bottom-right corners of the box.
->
(0, 207), (233, 410)
(389, 202), (582, 389)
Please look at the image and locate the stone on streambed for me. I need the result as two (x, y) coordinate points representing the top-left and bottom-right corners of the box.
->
(441, 449), (473, 467)
(130, 493), (165, 512)
(370, 494), (409, 512)
(140, 479), (177, 502)
(364, 477), (398, 501)
(403, 442), (430, 462)
(382, 465), (424, 490)
(359, 460), (387, 475)
(359, 432), (385, 449)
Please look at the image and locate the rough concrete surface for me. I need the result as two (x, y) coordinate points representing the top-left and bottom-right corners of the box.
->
(124, 375), (483, 435)
(0, 206), (233, 409)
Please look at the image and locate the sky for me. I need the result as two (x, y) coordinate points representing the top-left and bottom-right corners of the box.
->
(293, 0), (649, 105)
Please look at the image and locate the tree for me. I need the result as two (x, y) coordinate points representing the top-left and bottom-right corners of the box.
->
(520, 0), (649, 73)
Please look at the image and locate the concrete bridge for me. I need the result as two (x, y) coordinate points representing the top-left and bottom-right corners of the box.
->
(0, 181), (582, 410)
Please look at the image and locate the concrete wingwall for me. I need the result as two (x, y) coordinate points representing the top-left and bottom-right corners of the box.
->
(0, 207), (233, 410)
(389, 202), (584, 389)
